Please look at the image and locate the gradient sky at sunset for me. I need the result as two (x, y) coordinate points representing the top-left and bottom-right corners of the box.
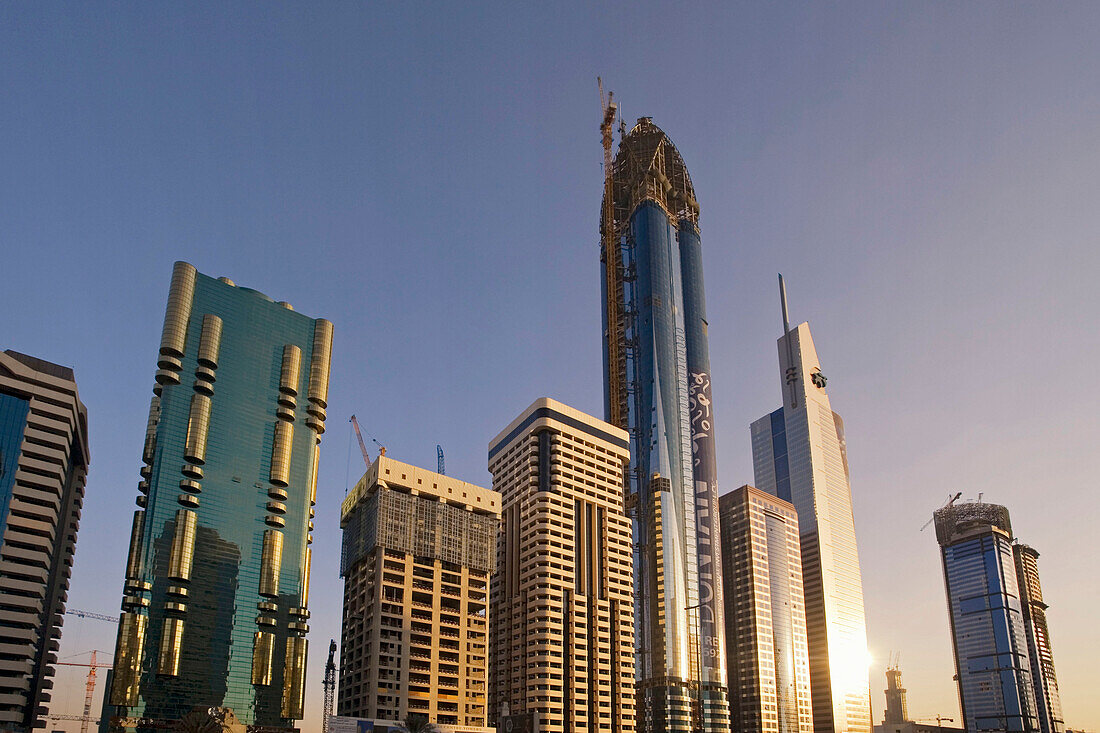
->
(2, 3), (1098, 731)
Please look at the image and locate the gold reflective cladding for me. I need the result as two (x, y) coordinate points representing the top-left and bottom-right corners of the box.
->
(308, 442), (319, 506)
(306, 319), (333, 409)
(157, 617), (185, 676)
(300, 547), (311, 607)
(159, 261), (197, 358)
(110, 612), (147, 705)
(125, 511), (145, 579)
(112, 264), (331, 724)
(167, 509), (197, 581)
(280, 636), (308, 718)
(280, 344), (302, 396)
(269, 421), (293, 486)
(197, 314), (223, 368)
(251, 631), (275, 686)
(259, 529), (283, 597)
(184, 394), (212, 464)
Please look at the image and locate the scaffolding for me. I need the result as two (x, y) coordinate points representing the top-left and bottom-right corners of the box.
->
(933, 501), (1012, 545)
(341, 487), (497, 575)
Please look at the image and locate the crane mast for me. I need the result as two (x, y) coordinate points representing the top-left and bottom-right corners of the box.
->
(599, 77), (625, 429)
(322, 639), (337, 733)
(349, 415), (371, 467)
(55, 650), (111, 733)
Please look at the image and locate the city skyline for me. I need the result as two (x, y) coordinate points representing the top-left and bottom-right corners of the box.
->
(2, 4), (1099, 733)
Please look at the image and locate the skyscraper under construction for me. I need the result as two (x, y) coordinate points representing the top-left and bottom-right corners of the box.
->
(600, 106), (729, 733)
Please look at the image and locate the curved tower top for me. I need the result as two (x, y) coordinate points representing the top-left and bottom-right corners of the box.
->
(603, 117), (700, 233)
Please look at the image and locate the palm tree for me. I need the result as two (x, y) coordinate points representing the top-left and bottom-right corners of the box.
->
(398, 714), (439, 733)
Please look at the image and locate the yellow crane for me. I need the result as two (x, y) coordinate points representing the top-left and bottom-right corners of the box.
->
(598, 77), (625, 429)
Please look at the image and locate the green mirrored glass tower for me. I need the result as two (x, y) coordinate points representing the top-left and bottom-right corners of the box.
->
(106, 262), (333, 731)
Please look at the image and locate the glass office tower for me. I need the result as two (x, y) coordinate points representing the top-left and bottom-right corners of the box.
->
(750, 286), (872, 733)
(933, 502), (1039, 733)
(107, 262), (332, 731)
(601, 117), (729, 733)
(719, 485), (813, 733)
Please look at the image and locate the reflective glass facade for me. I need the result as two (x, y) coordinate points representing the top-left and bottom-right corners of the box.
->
(751, 323), (872, 733)
(0, 391), (30, 540)
(934, 505), (1039, 733)
(719, 486), (813, 733)
(107, 262), (332, 730)
(601, 118), (728, 733)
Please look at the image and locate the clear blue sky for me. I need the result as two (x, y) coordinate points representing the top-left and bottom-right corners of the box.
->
(3, 3), (1098, 731)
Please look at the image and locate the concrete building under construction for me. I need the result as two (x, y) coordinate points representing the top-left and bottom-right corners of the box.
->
(882, 660), (909, 726)
(338, 455), (499, 730)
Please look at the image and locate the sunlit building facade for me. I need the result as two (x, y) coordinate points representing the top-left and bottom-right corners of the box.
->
(751, 299), (872, 733)
(719, 485), (813, 733)
(1013, 545), (1063, 733)
(106, 262), (332, 730)
(0, 350), (89, 732)
(933, 502), (1039, 733)
(601, 116), (729, 733)
(338, 455), (499, 729)
(488, 398), (635, 733)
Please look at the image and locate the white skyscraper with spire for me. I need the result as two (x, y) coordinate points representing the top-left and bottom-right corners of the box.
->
(750, 276), (872, 733)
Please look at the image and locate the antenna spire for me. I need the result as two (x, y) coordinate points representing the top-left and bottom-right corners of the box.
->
(779, 273), (791, 335)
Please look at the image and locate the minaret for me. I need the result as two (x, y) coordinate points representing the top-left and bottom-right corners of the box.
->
(601, 116), (730, 733)
(750, 278), (873, 733)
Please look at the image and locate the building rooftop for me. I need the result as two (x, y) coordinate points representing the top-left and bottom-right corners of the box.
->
(341, 454), (499, 522)
(3, 349), (75, 381)
(933, 501), (1012, 545)
(487, 396), (629, 462)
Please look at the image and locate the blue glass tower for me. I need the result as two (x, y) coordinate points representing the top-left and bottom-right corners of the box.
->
(601, 117), (729, 733)
(106, 262), (333, 731)
(934, 502), (1040, 733)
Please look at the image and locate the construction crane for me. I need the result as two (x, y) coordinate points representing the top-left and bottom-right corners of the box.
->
(56, 650), (111, 733)
(437, 445), (445, 475)
(322, 639), (337, 733)
(598, 77), (625, 430)
(65, 608), (119, 623)
(349, 415), (386, 465)
(349, 414), (371, 467)
(915, 714), (955, 732)
(921, 491), (963, 531)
